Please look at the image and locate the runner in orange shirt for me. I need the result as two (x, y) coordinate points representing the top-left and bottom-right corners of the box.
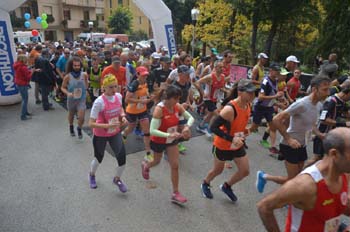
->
(101, 56), (127, 97)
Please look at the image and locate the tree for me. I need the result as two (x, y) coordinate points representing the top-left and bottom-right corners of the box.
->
(108, 7), (133, 34)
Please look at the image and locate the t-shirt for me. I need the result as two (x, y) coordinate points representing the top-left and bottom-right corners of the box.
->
(318, 95), (347, 133)
(168, 66), (196, 82)
(90, 93), (123, 119)
(148, 67), (172, 92)
(56, 55), (69, 73)
(282, 96), (322, 145)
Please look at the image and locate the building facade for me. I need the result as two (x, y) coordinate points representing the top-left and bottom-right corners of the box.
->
(11, 0), (151, 42)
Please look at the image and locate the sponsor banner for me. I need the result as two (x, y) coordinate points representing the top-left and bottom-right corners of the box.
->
(164, 24), (176, 58)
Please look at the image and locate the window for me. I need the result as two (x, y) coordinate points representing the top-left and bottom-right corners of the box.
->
(83, 11), (90, 21)
(118, 0), (123, 6)
(63, 10), (71, 20)
(20, 7), (31, 18)
(139, 16), (142, 24)
(43, 6), (52, 15)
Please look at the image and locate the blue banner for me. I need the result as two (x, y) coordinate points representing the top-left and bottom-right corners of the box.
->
(0, 20), (17, 96)
(164, 24), (176, 58)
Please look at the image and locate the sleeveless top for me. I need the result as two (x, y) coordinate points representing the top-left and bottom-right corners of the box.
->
(89, 66), (102, 88)
(253, 64), (264, 88)
(126, 82), (148, 114)
(93, 94), (122, 137)
(256, 76), (277, 107)
(204, 72), (225, 102)
(213, 100), (251, 150)
(151, 102), (180, 144)
(285, 164), (348, 232)
(67, 72), (86, 101)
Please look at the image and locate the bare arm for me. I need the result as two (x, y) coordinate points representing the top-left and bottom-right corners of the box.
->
(251, 66), (260, 85)
(61, 75), (73, 98)
(257, 174), (316, 232)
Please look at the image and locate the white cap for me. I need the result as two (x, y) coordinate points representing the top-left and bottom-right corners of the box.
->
(161, 47), (168, 52)
(286, 55), (300, 63)
(258, 53), (268, 59)
(151, 52), (161, 59)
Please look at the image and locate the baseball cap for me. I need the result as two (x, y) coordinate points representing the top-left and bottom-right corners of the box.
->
(286, 55), (300, 63)
(269, 63), (281, 71)
(258, 53), (268, 59)
(111, 56), (121, 64)
(237, 79), (256, 92)
(177, 65), (190, 74)
(136, 66), (149, 76)
(160, 56), (171, 63)
(161, 47), (169, 52)
(211, 48), (218, 55)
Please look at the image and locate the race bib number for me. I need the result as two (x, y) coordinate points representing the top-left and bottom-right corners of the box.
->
(107, 117), (119, 134)
(73, 88), (82, 99)
(166, 126), (178, 144)
(324, 216), (341, 232)
(320, 110), (328, 120)
(230, 132), (244, 149)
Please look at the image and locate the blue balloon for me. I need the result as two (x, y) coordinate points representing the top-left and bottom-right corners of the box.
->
(36, 17), (42, 24)
(24, 21), (31, 28)
(24, 13), (31, 20)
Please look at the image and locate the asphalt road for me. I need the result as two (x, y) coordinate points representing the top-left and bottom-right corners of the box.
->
(0, 89), (296, 232)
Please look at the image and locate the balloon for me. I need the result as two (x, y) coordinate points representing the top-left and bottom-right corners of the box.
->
(41, 20), (48, 29)
(32, 29), (39, 37)
(24, 21), (31, 28)
(41, 13), (47, 20)
(36, 17), (42, 24)
(24, 13), (31, 20)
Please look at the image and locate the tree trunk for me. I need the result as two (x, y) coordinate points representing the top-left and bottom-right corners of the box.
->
(228, 9), (237, 48)
(250, 8), (259, 65)
(202, 42), (207, 56)
(264, 20), (278, 58)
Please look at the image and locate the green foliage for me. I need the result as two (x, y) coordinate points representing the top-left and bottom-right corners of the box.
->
(108, 7), (133, 34)
(129, 29), (148, 42)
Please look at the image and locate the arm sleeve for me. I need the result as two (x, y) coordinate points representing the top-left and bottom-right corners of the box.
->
(150, 118), (170, 138)
(210, 115), (233, 142)
(182, 110), (194, 127)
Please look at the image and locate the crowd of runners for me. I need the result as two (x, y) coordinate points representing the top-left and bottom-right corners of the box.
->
(12, 39), (350, 231)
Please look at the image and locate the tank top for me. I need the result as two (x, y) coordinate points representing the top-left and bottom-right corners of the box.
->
(89, 66), (102, 88)
(151, 102), (180, 144)
(253, 64), (264, 88)
(126, 82), (148, 114)
(93, 94), (122, 137)
(288, 77), (301, 101)
(257, 76), (277, 107)
(213, 100), (251, 150)
(204, 72), (225, 102)
(67, 72), (86, 100)
(285, 164), (348, 232)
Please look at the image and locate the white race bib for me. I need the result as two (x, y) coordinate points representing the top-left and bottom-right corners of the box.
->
(230, 132), (244, 149)
(107, 117), (119, 134)
(73, 88), (82, 99)
(324, 216), (341, 232)
(136, 96), (147, 109)
(320, 110), (328, 120)
(165, 126), (178, 144)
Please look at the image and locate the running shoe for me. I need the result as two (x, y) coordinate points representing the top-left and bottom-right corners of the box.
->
(220, 183), (237, 202)
(259, 140), (271, 149)
(201, 182), (213, 199)
(35, 100), (42, 104)
(144, 153), (154, 162)
(269, 147), (279, 154)
(256, 170), (267, 193)
(54, 96), (62, 102)
(141, 161), (150, 180)
(77, 127), (83, 139)
(205, 128), (213, 138)
(134, 127), (144, 136)
(89, 174), (97, 189)
(113, 178), (128, 193)
(69, 125), (75, 137)
(196, 125), (207, 134)
(171, 191), (187, 204)
(178, 143), (187, 152)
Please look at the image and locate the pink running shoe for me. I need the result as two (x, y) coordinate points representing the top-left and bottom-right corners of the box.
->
(171, 191), (187, 204)
(141, 161), (150, 180)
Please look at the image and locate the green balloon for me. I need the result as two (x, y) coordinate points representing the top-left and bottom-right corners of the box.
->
(41, 13), (47, 20)
(41, 20), (48, 29)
